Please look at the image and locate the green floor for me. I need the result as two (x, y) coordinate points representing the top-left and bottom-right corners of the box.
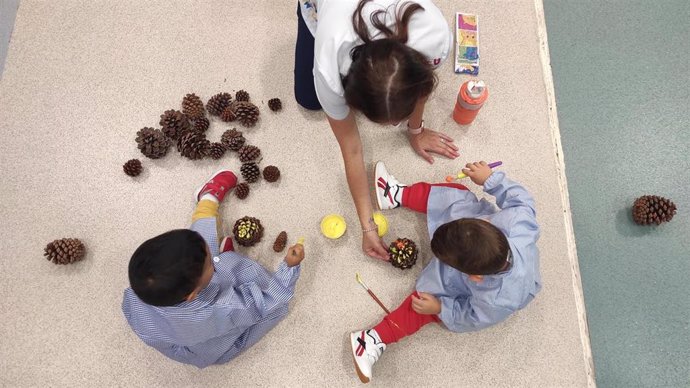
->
(544, 1), (689, 387)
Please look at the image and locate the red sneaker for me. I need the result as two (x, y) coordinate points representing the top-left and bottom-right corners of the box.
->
(194, 170), (238, 203)
(219, 236), (235, 253)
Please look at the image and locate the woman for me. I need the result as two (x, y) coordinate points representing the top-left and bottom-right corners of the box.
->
(295, 0), (460, 260)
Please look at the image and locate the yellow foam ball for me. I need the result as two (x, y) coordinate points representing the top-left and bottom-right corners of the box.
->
(373, 212), (389, 237)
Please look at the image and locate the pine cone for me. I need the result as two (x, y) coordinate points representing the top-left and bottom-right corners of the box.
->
(263, 165), (280, 182)
(238, 145), (261, 162)
(389, 238), (418, 270)
(219, 106), (236, 122)
(632, 195), (677, 225)
(235, 90), (250, 102)
(209, 142), (226, 160)
(178, 131), (210, 160)
(135, 127), (171, 159)
(233, 216), (264, 247)
(193, 117), (210, 132)
(235, 182), (250, 199)
(182, 93), (205, 119)
(221, 129), (246, 151)
(44, 238), (85, 265)
(207, 92), (233, 116)
(273, 231), (288, 252)
(160, 109), (192, 140)
(268, 98), (282, 112)
(234, 102), (260, 128)
(123, 159), (143, 176)
(241, 162), (261, 183)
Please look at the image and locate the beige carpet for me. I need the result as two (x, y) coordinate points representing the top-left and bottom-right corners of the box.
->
(0, 1), (591, 386)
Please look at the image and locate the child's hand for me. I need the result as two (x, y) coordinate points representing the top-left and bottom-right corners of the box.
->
(284, 244), (305, 267)
(462, 161), (493, 186)
(411, 292), (442, 315)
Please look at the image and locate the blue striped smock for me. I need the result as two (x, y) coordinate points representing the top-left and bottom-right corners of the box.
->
(122, 217), (301, 368)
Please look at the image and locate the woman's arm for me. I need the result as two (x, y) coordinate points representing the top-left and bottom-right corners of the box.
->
(407, 97), (460, 163)
(328, 112), (389, 260)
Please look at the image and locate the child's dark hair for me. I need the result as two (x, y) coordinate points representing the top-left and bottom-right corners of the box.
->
(431, 219), (510, 275)
(344, 0), (437, 124)
(128, 229), (208, 306)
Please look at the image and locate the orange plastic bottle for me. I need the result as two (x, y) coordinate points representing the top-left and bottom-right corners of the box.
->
(453, 80), (488, 125)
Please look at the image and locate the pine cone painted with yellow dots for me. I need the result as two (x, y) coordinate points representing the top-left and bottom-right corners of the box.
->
(238, 145), (261, 162)
(135, 127), (171, 159)
(263, 165), (280, 182)
(235, 89), (250, 102)
(241, 162), (261, 183)
(193, 117), (210, 133)
(160, 109), (192, 140)
(234, 102), (260, 127)
(268, 98), (282, 112)
(178, 131), (210, 160)
(209, 142), (226, 160)
(273, 231), (288, 252)
(235, 182), (250, 199)
(632, 195), (677, 225)
(232, 216), (264, 247)
(207, 92), (232, 116)
(123, 159), (143, 176)
(221, 128), (246, 151)
(44, 238), (85, 265)
(389, 238), (418, 270)
(182, 93), (205, 119)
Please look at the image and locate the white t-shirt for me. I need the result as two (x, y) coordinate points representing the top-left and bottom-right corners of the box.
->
(299, 0), (451, 120)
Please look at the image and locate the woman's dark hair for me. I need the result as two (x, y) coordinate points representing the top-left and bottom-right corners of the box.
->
(128, 229), (207, 306)
(344, 0), (437, 123)
(431, 219), (510, 275)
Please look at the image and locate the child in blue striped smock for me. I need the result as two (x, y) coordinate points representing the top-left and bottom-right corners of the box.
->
(122, 170), (305, 368)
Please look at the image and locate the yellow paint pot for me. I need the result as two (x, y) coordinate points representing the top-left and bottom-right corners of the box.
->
(320, 214), (347, 239)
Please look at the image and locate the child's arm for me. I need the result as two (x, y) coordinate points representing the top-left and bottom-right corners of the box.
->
(463, 162), (536, 213)
(226, 244), (304, 327)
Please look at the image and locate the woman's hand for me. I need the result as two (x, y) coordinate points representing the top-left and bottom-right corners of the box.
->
(362, 231), (389, 261)
(408, 128), (460, 164)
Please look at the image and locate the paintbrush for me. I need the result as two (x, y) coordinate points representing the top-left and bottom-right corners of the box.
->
(355, 273), (391, 314)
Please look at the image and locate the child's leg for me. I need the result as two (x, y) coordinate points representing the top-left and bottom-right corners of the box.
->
(401, 183), (469, 214)
(294, 3), (321, 110)
(373, 291), (440, 344)
(192, 199), (223, 241)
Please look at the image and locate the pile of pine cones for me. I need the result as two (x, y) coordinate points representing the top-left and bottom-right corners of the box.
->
(129, 91), (283, 196)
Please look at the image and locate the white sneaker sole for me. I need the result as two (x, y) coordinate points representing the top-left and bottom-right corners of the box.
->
(194, 169), (233, 202)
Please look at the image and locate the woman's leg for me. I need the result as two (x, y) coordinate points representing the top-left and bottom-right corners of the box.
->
(294, 3), (322, 110)
(402, 183), (469, 214)
(372, 292), (440, 344)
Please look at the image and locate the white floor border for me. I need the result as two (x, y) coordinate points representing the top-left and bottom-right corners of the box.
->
(533, 1), (596, 386)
